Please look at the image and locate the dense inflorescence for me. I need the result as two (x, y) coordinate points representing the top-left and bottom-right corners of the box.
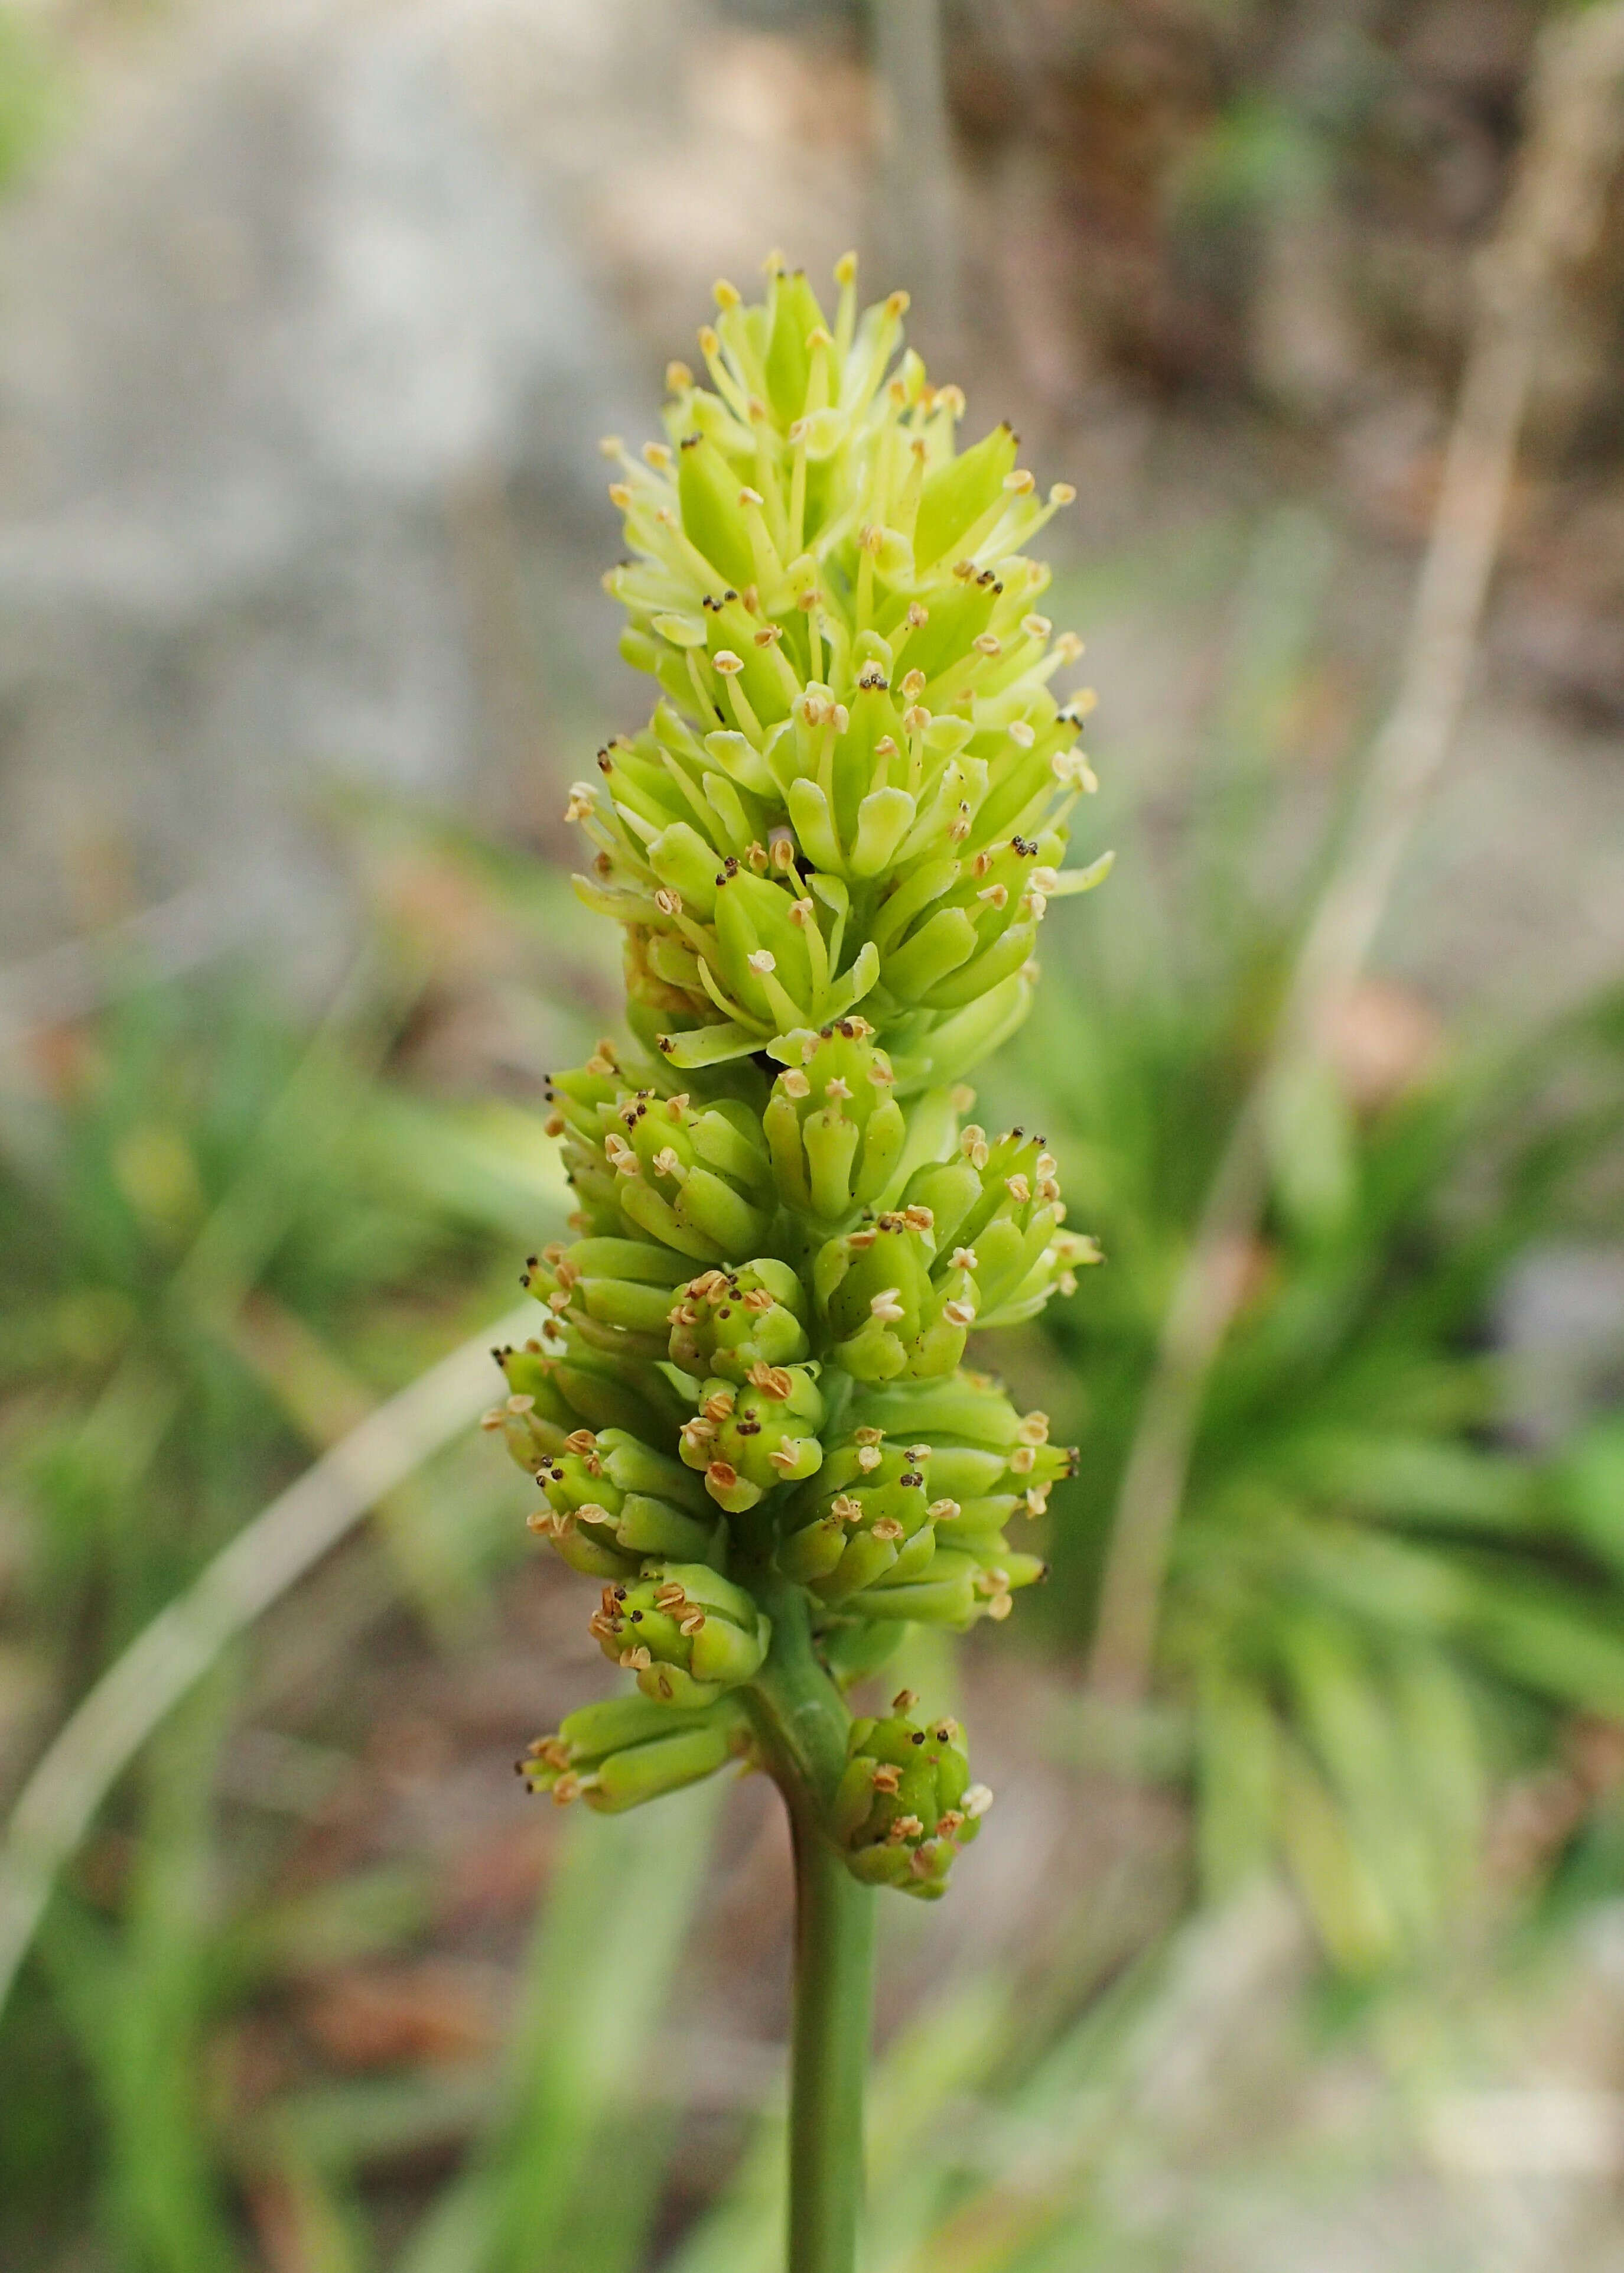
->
(493, 256), (1104, 1898)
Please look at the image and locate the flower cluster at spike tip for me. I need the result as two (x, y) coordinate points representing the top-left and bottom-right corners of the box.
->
(490, 254), (1106, 1899)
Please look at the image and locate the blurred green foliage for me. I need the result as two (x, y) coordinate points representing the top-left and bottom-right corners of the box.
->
(0, 4), (66, 189)
(998, 525), (1624, 1976)
(0, 970), (505, 1640)
(1021, 892), (1624, 1973)
(1, 517), (1621, 2266)
(0, 959), (534, 2267)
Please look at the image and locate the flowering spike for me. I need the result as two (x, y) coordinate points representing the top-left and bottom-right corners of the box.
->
(493, 261), (1102, 1927)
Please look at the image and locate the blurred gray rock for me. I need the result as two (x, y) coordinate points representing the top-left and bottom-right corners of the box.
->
(0, 0), (632, 980)
(1498, 1244), (1624, 1450)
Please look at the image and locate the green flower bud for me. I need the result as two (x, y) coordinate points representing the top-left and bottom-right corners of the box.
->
(519, 1690), (750, 1811)
(529, 1275), (669, 1368)
(831, 1699), (991, 1899)
(899, 1121), (1098, 1324)
(678, 1365), (826, 1511)
(590, 1562), (770, 1706)
(777, 1432), (938, 1601)
(711, 867), (827, 1029)
(545, 1048), (634, 1230)
(814, 1211), (975, 1380)
(597, 1084), (774, 1263)
(498, 1228), (701, 1458)
(851, 1374), (1078, 1526)
(559, 1237), (697, 1348)
(763, 1020), (906, 1219)
(502, 1296), (692, 1445)
(531, 1423), (720, 1576)
(874, 831), (1069, 1017)
(667, 1257), (809, 1380)
(484, 1344), (581, 1470)
(531, 1507), (639, 1582)
(596, 1425), (724, 1506)
(914, 422), (1018, 571)
(838, 1546), (982, 1627)
(678, 431), (759, 590)
(647, 814), (726, 913)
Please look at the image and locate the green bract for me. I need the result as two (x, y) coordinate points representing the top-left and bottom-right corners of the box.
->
(492, 255), (1105, 1902)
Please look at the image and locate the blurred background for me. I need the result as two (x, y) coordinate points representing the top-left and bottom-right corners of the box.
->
(2, 1), (1623, 2267)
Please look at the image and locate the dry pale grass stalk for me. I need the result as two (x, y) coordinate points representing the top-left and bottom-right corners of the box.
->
(1087, 2), (1624, 1705)
(0, 1302), (538, 2020)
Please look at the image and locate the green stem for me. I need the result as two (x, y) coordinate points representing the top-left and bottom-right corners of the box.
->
(787, 1813), (875, 2273)
(747, 1581), (876, 2273)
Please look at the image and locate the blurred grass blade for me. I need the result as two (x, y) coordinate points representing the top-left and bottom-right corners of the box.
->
(399, 1781), (724, 2273)
(242, 2155), (375, 2273)
(1195, 1664), (1278, 1904)
(41, 1682), (243, 2273)
(222, 1291), (486, 1637)
(0, 1302), (537, 2022)
(1277, 1734), (1395, 1974)
(237, 2072), (494, 2178)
